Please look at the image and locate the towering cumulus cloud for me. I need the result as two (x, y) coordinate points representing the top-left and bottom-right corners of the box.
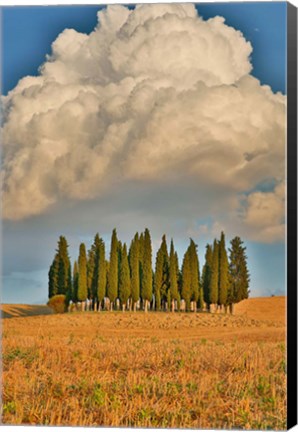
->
(2, 4), (285, 241)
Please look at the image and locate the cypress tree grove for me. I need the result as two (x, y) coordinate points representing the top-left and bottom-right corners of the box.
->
(142, 228), (153, 312)
(169, 239), (179, 312)
(182, 248), (191, 311)
(202, 244), (213, 309)
(209, 239), (219, 311)
(78, 243), (87, 308)
(228, 236), (250, 313)
(108, 229), (118, 310)
(129, 233), (140, 312)
(218, 231), (229, 311)
(119, 243), (131, 311)
(154, 235), (169, 311)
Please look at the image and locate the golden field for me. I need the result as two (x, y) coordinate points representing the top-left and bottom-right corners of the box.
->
(1, 296), (286, 429)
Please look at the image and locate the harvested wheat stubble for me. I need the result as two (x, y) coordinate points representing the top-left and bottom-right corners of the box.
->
(1, 297), (286, 429)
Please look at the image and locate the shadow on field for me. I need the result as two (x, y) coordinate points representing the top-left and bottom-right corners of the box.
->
(1, 305), (54, 319)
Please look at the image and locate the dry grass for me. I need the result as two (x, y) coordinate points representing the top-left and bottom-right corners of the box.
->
(1, 297), (286, 429)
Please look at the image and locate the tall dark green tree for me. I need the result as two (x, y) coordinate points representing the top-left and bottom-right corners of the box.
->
(209, 239), (219, 310)
(119, 243), (131, 311)
(108, 229), (118, 310)
(182, 248), (191, 311)
(117, 240), (123, 309)
(175, 251), (182, 311)
(48, 236), (71, 299)
(138, 232), (145, 306)
(169, 239), (179, 312)
(78, 243), (87, 308)
(189, 239), (200, 311)
(228, 236), (250, 313)
(202, 244), (213, 308)
(218, 231), (229, 310)
(72, 260), (79, 303)
(96, 236), (106, 310)
(57, 236), (72, 296)
(142, 228), (152, 312)
(48, 254), (59, 298)
(87, 246), (95, 301)
(154, 235), (169, 311)
(129, 233), (140, 312)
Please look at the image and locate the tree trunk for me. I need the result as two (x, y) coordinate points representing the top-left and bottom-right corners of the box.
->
(194, 302), (197, 313)
(133, 302), (137, 312)
(122, 304), (126, 312)
(110, 302), (113, 311)
(144, 299), (148, 313)
(224, 305), (228, 314)
(229, 303), (234, 314)
(171, 299), (175, 312)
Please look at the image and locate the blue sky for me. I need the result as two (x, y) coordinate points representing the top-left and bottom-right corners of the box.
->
(1, 3), (287, 304)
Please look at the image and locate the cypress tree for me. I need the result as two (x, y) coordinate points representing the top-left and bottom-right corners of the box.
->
(139, 233), (145, 264)
(56, 236), (71, 296)
(72, 260), (79, 303)
(65, 264), (72, 307)
(202, 244), (213, 308)
(108, 229), (118, 310)
(182, 248), (191, 311)
(154, 235), (169, 311)
(87, 246), (95, 301)
(117, 240), (123, 308)
(138, 232), (145, 307)
(119, 243), (131, 311)
(209, 239), (219, 310)
(175, 251), (182, 312)
(228, 236), (250, 313)
(48, 254), (59, 298)
(189, 239), (200, 311)
(142, 228), (152, 312)
(78, 243), (87, 307)
(129, 233), (140, 312)
(96, 237), (106, 310)
(169, 239), (179, 312)
(218, 231), (229, 311)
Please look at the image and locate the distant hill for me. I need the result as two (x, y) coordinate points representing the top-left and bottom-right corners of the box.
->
(234, 296), (285, 324)
(0, 304), (54, 319)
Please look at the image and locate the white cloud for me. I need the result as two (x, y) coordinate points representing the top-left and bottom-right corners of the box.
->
(1, 4), (286, 243)
(241, 181), (285, 242)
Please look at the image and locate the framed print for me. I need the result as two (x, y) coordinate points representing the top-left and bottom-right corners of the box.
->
(1, 1), (297, 430)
